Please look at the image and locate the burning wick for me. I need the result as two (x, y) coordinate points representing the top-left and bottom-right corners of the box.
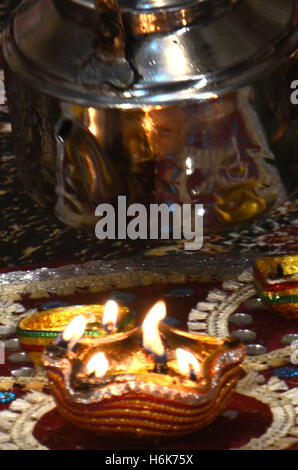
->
(102, 300), (118, 333)
(142, 301), (167, 365)
(176, 348), (200, 381)
(85, 352), (109, 378)
(55, 315), (86, 352)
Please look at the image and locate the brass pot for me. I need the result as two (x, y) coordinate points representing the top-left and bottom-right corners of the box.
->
(2, 0), (298, 231)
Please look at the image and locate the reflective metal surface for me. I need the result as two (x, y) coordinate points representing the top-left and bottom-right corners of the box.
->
(8, 352), (33, 364)
(11, 367), (36, 377)
(245, 344), (267, 356)
(2, 0), (298, 231)
(0, 326), (17, 338)
(231, 329), (257, 342)
(4, 338), (20, 351)
(228, 313), (253, 326)
(242, 297), (263, 310)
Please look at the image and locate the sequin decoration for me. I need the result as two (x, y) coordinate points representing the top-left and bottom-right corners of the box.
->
(109, 292), (136, 303)
(228, 313), (253, 326)
(42, 301), (69, 310)
(231, 329), (257, 342)
(281, 334), (298, 345)
(11, 367), (35, 378)
(0, 325), (16, 337)
(221, 409), (239, 420)
(245, 344), (267, 356)
(242, 297), (264, 310)
(274, 367), (298, 379)
(0, 391), (16, 404)
(165, 288), (195, 298)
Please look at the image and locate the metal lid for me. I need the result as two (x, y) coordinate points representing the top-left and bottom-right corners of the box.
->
(3, 0), (298, 107)
(73, 0), (219, 11)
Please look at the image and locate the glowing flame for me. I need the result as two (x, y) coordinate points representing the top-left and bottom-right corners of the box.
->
(102, 300), (118, 332)
(88, 108), (97, 136)
(142, 301), (166, 358)
(62, 315), (86, 346)
(176, 348), (200, 380)
(165, 41), (188, 77)
(85, 352), (109, 378)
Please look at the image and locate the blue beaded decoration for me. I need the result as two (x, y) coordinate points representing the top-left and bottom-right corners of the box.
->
(274, 367), (298, 379)
(0, 391), (16, 404)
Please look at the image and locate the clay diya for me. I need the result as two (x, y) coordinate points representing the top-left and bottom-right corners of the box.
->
(17, 301), (134, 366)
(43, 301), (245, 440)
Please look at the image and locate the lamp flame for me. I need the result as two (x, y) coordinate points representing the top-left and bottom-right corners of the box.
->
(62, 315), (86, 347)
(176, 348), (200, 380)
(88, 108), (97, 136)
(102, 300), (118, 332)
(142, 301), (166, 359)
(85, 352), (109, 378)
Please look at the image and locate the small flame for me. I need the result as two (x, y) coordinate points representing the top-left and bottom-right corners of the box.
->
(102, 300), (119, 332)
(86, 352), (109, 378)
(176, 348), (200, 380)
(62, 315), (86, 345)
(88, 108), (97, 136)
(142, 301), (166, 358)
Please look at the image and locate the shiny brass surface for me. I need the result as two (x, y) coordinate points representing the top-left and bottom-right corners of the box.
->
(2, 0), (298, 232)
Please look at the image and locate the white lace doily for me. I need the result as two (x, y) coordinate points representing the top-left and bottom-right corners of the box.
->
(188, 268), (294, 372)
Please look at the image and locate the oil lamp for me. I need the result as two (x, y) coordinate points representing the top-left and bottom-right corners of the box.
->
(254, 254), (298, 319)
(17, 301), (134, 366)
(43, 301), (245, 440)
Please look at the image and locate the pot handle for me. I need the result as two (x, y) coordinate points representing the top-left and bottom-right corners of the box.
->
(55, 119), (126, 224)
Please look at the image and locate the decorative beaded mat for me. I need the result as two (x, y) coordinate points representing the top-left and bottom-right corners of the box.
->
(0, 0), (297, 452)
(0, 257), (297, 450)
(0, 1), (298, 268)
